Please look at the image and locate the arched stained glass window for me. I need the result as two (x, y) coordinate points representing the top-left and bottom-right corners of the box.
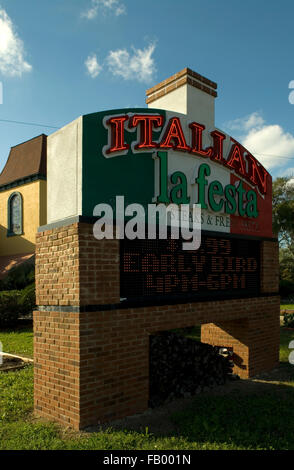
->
(7, 192), (23, 236)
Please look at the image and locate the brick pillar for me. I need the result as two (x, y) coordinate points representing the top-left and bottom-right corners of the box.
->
(34, 222), (121, 429)
(201, 320), (249, 378)
(260, 240), (279, 293)
(201, 240), (280, 378)
(34, 310), (80, 428)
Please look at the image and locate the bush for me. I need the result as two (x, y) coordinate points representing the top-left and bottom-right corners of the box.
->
(284, 313), (294, 328)
(18, 283), (35, 316)
(0, 283), (35, 327)
(279, 279), (294, 297)
(0, 261), (35, 291)
(0, 291), (21, 328)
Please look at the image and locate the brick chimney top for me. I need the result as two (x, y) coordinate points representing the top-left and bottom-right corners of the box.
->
(146, 68), (217, 105)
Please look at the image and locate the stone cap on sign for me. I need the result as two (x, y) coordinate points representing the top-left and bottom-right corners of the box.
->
(146, 67), (218, 105)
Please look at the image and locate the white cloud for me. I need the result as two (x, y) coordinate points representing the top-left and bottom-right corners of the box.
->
(82, 0), (126, 19)
(224, 112), (294, 171)
(225, 112), (265, 132)
(114, 4), (126, 16)
(0, 9), (32, 77)
(242, 124), (294, 170)
(85, 53), (102, 78)
(106, 42), (156, 83)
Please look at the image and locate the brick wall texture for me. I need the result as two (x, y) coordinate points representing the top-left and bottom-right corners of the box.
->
(34, 223), (280, 430)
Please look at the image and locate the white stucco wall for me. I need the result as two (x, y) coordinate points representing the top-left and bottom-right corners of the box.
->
(186, 85), (215, 128)
(148, 86), (187, 115)
(47, 117), (83, 223)
(148, 83), (215, 128)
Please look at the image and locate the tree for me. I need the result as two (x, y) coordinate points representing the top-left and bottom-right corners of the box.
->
(272, 176), (294, 287)
(272, 176), (294, 253)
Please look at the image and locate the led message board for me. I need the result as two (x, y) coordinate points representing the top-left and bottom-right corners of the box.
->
(120, 233), (260, 302)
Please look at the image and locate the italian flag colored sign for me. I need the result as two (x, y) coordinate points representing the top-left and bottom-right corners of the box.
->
(81, 108), (272, 239)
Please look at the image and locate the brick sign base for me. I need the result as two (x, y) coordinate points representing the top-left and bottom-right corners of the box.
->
(34, 221), (280, 430)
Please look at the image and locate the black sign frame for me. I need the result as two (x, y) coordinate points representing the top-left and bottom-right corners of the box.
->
(120, 230), (261, 304)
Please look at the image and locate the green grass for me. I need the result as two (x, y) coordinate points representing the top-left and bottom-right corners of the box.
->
(171, 391), (294, 450)
(0, 327), (33, 358)
(281, 304), (294, 310)
(0, 366), (33, 423)
(0, 326), (293, 450)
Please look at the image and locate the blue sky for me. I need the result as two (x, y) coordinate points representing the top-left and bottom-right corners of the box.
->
(0, 0), (294, 178)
